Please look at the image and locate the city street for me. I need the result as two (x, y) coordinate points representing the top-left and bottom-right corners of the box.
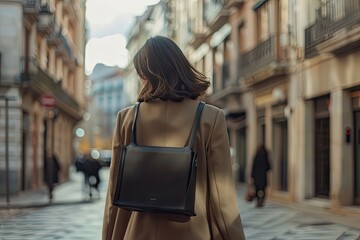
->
(2, 1), (360, 239)
(0, 168), (359, 240)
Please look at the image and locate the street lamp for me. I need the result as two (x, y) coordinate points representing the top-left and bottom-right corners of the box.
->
(75, 128), (85, 138)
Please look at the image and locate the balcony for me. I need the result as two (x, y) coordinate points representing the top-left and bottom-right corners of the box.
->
(47, 28), (76, 63)
(238, 35), (288, 85)
(20, 58), (81, 119)
(47, 26), (62, 47)
(59, 32), (74, 60)
(305, 0), (360, 58)
(204, 0), (230, 33)
(23, 0), (41, 22)
(38, 15), (57, 36)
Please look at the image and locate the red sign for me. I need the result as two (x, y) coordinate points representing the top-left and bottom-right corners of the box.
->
(345, 127), (351, 136)
(41, 95), (55, 108)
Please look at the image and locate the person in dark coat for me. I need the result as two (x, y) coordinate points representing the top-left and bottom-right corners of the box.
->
(44, 152), (61, 202)
(251, 144), (271, 207)
(75, 152), (102, 198)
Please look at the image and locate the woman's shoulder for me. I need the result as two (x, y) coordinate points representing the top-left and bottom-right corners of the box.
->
(115, 105), (136, 124)
(119, 105), (134, 114)
(203, 102), (222, 112)
(202, 102), (225, 120)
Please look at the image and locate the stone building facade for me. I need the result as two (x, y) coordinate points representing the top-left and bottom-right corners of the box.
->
(123, 0), (175, 103)
(0, 0), (86, 195)
(125, 0), (360, 217)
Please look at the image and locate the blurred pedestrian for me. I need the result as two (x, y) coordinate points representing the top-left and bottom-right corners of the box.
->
(75, 152), (102, 198)
(102, 36), (245, 240)
(44, 151), (61, 202)
(251, 144), (271, 207)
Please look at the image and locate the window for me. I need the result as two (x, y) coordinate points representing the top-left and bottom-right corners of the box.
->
(256, 1), (270, 42)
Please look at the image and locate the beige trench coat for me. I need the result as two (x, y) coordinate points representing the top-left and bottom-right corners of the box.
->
(102, 99), (245, 240)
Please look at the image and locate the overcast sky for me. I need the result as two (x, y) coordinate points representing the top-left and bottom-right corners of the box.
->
(85, 0), (160, 75)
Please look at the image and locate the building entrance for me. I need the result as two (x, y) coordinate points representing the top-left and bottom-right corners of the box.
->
(315, 117), (330, 198)
(21, 112), (30, 191)
(314, 97), (330, 198)
(278, 121), (288, 191)
(236, 128), (247, 182)
(354, 111), (360, 205)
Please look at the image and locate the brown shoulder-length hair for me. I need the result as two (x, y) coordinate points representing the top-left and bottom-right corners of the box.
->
(133, 36), (210, 102)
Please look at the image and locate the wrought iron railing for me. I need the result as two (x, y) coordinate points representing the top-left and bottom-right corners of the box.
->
(238, 35), (275, 78)
(59, 33), (74, 60)
(20, 58), (80, 112)
(23, 0), (40, 13)
(33, 65), (80, 112)
(305, 0), (360, 58)
(38, 16), (57, 35)
(24, 0), (40, 8)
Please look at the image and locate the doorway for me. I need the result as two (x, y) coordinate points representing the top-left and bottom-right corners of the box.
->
(315, 117), (330, 198)
(354, 111), (360, 205)
(314, 96), (330, 198)
(257, 108), (266, 146)
(236, 127), (247, 182)
(21, 112), (30, 191)
(43, 119), (47, 182)
(274, 120), (288, 191)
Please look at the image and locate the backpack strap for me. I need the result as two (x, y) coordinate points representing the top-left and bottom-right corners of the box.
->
(130, 102), (141, 144)
(131, 101), (205, 148)
(187, 101), (205, 150)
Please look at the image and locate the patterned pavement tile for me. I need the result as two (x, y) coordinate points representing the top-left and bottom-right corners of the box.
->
(0, 169), (359, 240)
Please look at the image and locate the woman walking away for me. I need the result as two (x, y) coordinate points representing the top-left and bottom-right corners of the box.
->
(251, 145), (271, 207)
(102, 36), (245, 240)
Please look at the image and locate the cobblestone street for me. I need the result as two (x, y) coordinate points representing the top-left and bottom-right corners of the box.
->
(0, 168), (359, 240)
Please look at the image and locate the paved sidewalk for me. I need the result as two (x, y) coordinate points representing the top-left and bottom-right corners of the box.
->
(236, 184), (360, 229)
(236, 185), (360, 239)
(1, 168), (359, 239)
(0, 168), (107, 240)
(0, 166), (96, 208)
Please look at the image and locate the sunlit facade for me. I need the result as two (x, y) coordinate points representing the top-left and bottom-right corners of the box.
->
(124, 0), (174, 103)
(124, 0), (360, 217)
(0, 0), (86, 195)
